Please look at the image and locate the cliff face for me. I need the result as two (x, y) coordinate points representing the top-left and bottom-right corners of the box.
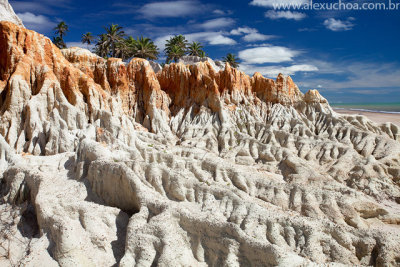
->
(62, 48), (171, 117)
(0, 21), (110, 154)
(1, 21), (400, 267)
(62, 46), (308, 114)
(0, 21), (172, 154)
(0, 20), (323, 155)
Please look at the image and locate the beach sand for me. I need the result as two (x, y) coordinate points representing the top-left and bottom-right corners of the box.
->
(334, 108), (400, 126)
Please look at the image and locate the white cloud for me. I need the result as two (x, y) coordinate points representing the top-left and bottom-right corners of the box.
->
(238, 45), (300, 64)
(139, 1), (200, 18)
(205, 34), (236, 45)
(17, 12), (55, 33)
(298, 61), (400, 90)
(17, 12), (49, 25)
(155, 31), (236, 48)
(265, 10), (306, 20)
(230, 27), (254, 35)
(198, 18), (235, 30)
(241, 64), (318, 77)
(250, 0), (308, 8)
(242, 32), (273, 42)
(213, 9), (231, 15)
(213, 9), (225, 15)
(154, 35), (173, 49)
(186, 32), (236, 45)
(230, 27), (274, 42)
(323, 17), (355, 31)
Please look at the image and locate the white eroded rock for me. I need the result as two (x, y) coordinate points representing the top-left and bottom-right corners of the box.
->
(178, 55), (225, 72)
(1, 20), (400, 266)
(0, 0), (23, 27)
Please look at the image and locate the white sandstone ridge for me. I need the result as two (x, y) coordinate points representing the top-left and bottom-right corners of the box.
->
(0, 0), (23, 27)
(304, 89), (328, 103)
(178, 55), (225, 72)
(123, 54), (224, 73)
(1, 21), (400, 266)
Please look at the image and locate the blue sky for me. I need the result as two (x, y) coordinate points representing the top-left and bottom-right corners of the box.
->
(9, 0), (400, 103)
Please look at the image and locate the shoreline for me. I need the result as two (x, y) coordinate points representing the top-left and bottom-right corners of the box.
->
(333, 108), (400, 126)
(332, 107), (400, 115)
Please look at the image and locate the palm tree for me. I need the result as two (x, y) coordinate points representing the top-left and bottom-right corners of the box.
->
(166, 45), (185, 63)
(54, 21), (69, 39)
(115, 39), (131, 60)
(164, 35), (188, 63)
(187, 42), (204, 57)
(130, 37), (159, 60)
(124, 36), (137, 58)
(104, 24), (125, 58)
(53, 21), (68, 49)
(81, 32), (94, 50)
(169, 35), (188, 50)
(198, 50), (206, 58)
(222, 53), (240, 68)
(53, 36), (66, 49)
(94, 34), (110, 58)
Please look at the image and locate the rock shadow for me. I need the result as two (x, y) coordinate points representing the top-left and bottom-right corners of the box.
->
(111, 210), (130, 266)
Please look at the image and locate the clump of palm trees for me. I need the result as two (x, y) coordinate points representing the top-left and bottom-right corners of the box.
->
(51, 22), (240, 69)
(88, 28), (206, 63)
(53, 21), (68, 49)
(129, 37), (159, 60)
(164, 35), (187, 63)
(188, 42), (205, 57)
(90, 24), (159, 60)
(222, 53), (240, 68)
(164, 35), (206, 63)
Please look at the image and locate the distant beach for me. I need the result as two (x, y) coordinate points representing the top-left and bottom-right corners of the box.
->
(332, 103), (400, 126)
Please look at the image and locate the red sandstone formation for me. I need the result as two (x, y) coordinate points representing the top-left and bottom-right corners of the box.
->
(0, 21), (326, 154)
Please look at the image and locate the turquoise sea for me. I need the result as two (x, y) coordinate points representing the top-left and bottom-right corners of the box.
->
(331, 103), (400, 114)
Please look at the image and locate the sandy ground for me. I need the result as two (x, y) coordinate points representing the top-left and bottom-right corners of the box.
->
(334, 108), (400, 126)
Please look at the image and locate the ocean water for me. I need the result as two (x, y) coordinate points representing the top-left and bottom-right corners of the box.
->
(331, 103), (400, 114)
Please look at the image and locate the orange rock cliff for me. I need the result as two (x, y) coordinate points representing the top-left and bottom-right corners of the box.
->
(0, 21), (326, 154)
